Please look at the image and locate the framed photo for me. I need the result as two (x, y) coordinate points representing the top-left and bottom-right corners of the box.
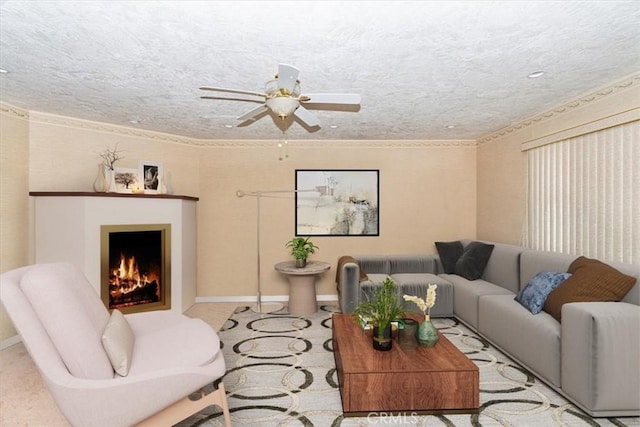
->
(138, 160), (163, 194)
(295, 169), (379, 236)
(112, 167), (140, 193)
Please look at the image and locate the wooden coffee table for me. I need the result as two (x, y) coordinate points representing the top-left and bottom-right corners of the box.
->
(332, 313), (479, 415)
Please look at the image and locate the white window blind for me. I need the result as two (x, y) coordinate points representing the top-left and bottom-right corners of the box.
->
(525, 121), (639, 265)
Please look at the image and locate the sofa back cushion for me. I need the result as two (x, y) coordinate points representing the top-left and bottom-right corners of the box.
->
(389, 255), (436, 274)
(466, 240), (523, 293)
(19, 263), (113, 379)
(520, 250), (575, 290)
(354, 255), (391, 275)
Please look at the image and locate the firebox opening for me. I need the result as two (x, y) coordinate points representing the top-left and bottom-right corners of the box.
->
(101, 224), (171, 314)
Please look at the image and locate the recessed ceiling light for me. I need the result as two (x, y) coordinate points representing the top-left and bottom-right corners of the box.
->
(527, 70), (545, 79)
(0, 68), (8, 74)
(329, 125), (338, 129)
(224, 124), (233, 128)
(445, 125), (456, 129)
(128, 118), (141, 124)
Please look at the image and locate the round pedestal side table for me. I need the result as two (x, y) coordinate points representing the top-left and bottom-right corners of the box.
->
(274, 260), (331, 316)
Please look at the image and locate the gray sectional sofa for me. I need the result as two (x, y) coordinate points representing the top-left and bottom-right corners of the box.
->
(336, 239), (640, 418)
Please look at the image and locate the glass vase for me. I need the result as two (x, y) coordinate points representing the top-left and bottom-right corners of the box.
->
(416, 315), (439, 347)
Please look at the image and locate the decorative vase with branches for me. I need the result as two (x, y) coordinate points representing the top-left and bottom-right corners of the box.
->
(404, 284), (439, 347)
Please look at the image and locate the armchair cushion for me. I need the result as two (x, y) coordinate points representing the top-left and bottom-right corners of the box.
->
(102, 309), (134, 376)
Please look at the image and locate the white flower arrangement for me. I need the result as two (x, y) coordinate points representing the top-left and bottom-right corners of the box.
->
(403, 283), (438, 319)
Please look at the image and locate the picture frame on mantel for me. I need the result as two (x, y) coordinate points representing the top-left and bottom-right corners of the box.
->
(295, 169), (380, 236)
(138, 160), (163, 194)
(113, 167), (140, 194)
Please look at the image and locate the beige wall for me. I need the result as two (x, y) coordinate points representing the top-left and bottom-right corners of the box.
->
(476, 76), (640, 245)
(197, 141), (477, 299)
(0, 107), (30, 340)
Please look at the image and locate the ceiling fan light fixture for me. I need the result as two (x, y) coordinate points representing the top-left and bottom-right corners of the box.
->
(266, 96), (300, 118)
(265, 79), (301, 97)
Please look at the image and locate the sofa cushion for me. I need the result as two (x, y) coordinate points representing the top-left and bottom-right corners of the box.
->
(19, 263), (113, 379)
(435, 241), (463, 274)
(102, 309), (135, 376)
(441, 274), (512, 330)
(455, 241), (495, 280)
(543, 256), (637, 321)
(390, 273), (454, 317)
(515, 271), (571, 314)
(478, 294), (561, 387)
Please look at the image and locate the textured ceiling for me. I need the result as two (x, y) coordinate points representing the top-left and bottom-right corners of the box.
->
(1, 1), (639, 141)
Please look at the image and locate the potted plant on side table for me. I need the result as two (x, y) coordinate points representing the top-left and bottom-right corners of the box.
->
(285, 236), (319, 268)
(354, 277), (406, 351)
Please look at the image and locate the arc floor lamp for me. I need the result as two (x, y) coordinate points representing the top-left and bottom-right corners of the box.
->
(235, 188), (315, 313)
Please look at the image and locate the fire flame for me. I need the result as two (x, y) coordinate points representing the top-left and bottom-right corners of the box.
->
(109, 253), (160, 299)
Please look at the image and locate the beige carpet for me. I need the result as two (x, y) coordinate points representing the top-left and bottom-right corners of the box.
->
(0, 302), (238, 427)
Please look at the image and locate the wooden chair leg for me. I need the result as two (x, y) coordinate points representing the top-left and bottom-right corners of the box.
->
(136, 382), (232, 427)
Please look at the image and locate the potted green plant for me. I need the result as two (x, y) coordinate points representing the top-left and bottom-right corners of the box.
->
(285, 236), (318, 268)
(353, 277), (406, 351)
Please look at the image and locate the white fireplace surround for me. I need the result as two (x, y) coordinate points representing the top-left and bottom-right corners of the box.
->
(31, 193), (197, 313)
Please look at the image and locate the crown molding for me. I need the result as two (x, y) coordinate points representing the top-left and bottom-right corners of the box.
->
(196, 139), (477, 148)
(477, 73), (640, 145)
(4, 105), (476, 148)
(27, 110), (195, 145)
(0, 102), (30, 120)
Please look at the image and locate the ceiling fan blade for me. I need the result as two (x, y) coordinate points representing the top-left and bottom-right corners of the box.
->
(237, 104), (269, 122)
(200, 86), (267, 98)
(200, 96), (264, 104)
(300, 93), (361, 105)
(277, 64), (300, 93)
(294, 105), (320, 127)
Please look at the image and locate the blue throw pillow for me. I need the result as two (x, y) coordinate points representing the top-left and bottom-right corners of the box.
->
(515, 271), (571, 314)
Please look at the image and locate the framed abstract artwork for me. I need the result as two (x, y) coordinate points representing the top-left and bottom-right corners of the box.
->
(295, 169), (379, 236)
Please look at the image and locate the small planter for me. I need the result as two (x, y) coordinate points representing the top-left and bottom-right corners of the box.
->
(372, 325), (393, 351)
(295, 258), (307, 268)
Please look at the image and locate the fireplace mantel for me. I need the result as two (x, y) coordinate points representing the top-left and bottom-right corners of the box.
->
(31, 193), (198, 313)
(29, 191), (198, 201)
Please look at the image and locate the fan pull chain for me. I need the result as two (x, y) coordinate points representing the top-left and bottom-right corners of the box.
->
(278, 129), (289, 161)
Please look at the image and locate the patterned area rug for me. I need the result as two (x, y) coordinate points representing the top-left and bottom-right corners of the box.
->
(179, 304), (639, 427)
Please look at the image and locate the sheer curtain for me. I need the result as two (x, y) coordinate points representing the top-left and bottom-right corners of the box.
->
(525, 120), (639, 264)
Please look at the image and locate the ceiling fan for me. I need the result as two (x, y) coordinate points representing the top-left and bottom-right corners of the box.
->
(199, 63), (361, 128)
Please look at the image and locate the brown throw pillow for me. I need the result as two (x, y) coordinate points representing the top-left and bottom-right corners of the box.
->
(543, 256), (637, 321)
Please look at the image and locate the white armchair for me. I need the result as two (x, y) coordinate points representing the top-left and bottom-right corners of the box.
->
(0, 262), (231, 427)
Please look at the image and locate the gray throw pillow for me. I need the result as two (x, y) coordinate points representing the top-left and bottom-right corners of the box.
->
(454, 241), (494, 280)
(435, 240), (463, 274)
